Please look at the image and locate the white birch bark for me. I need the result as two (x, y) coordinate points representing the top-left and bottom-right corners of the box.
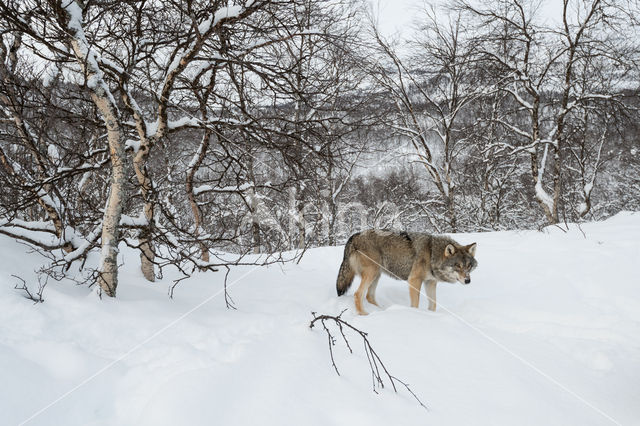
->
(59, 1), (126, 296)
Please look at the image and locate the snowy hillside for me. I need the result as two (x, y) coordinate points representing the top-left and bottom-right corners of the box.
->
(2, 213), (639, 426)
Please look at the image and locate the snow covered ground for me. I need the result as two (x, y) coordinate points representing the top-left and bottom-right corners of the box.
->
(1, 213), (639, 426)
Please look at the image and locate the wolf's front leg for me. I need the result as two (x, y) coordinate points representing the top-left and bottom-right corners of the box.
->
(426, 280), (437, 311)
(408, 278), (423, 308)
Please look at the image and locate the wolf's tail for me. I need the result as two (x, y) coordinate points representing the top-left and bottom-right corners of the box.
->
(336, 234), (357, 296)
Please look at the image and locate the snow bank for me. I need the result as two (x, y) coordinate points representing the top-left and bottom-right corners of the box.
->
(1, 213), (639, 425)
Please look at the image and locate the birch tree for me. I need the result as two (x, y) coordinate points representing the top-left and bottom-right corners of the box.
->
(0, 34), (77, 253)
(461, 0), (634, 224)
(1, 0), (344, 295)
(368, 6), (482, 231)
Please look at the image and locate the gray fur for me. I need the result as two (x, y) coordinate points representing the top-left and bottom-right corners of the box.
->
(336, 229), (478, 314)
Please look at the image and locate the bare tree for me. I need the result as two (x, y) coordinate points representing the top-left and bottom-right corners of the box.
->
(367, 6), (483, 231)
(0, 0), (373, 296)
(459, 0), (636, 224)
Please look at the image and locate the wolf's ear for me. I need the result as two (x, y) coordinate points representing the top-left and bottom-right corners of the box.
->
(467, 243), (477, 256)
(444, 244), (456, 257)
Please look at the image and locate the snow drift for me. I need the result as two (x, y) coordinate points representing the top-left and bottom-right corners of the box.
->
(1, 213), (639, 425)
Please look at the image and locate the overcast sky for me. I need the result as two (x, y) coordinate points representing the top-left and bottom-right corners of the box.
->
(372, 0), (565, 38)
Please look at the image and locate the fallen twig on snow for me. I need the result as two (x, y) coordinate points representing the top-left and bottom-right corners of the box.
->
(310, 310), (427, 410)
(13, 274), (46, 304)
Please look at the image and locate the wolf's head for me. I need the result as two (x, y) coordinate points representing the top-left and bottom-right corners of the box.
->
(441, 243), (477, 284)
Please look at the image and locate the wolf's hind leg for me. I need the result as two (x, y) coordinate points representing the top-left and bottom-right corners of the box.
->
(365, 273), (381, 307)
(354, 269), (377, 315)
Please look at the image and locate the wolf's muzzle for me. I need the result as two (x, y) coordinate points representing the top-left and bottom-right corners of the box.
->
(464, 277), (471, 284)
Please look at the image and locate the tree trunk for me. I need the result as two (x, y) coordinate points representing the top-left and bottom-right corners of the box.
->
(248, 187), (261, 254)
(97, 125), (126, 296)
(185, 130), (212, 264)
(133, 147), (155, 282)
(252, 221), (261, 254)
(59, 2), (127, 296)
(298, 219), (305, 249)
(446, 193), (457, 233)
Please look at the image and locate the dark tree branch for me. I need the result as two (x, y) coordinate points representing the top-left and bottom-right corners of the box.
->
(310, 310), (428, 410)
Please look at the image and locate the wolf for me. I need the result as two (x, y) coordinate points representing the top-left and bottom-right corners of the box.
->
(336, 229), (477, 315)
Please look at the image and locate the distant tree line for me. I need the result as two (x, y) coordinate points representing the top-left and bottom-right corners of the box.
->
(1, 0), (639, 297)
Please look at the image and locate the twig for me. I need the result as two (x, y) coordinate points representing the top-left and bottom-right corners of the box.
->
(222, 265), (236, 310)
(12, 274), (45, 303)
(310, 310), (428, 410)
